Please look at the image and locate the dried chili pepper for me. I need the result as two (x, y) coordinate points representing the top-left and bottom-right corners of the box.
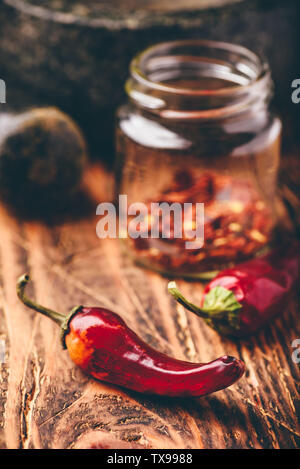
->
(17, 274), (244, 397)
(168, 241), (300, 336)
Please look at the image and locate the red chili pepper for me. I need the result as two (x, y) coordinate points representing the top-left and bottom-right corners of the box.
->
(17, 274), (244, 397)
(168, 241), (300, 336)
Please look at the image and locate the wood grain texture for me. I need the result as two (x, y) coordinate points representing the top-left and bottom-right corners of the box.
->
(0, 165), (299, 449)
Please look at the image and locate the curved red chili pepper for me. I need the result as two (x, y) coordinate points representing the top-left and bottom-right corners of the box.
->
(168, 241), (300, 336)
(17, 275), (244, 397)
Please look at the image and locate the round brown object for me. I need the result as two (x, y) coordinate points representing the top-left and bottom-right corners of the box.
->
(0, 107), (87, 215)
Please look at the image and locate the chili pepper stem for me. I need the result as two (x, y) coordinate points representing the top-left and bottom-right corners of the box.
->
(17, 274), (66, 326)
(17, 274), (83, 348)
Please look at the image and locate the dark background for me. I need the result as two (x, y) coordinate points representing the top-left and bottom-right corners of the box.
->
(0, 0), (299, 164)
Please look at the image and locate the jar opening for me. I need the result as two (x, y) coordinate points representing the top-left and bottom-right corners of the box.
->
(126, 40), (272, 119)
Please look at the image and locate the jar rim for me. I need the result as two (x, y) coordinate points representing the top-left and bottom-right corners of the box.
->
(129, 39), (270, 98)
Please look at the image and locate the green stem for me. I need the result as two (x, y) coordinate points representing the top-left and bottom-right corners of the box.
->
(17, 274), (65, 326)
(168, 281), (242, 335)
(168, 281), (210, 319)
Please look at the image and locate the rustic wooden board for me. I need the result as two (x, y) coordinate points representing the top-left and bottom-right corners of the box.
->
(0, 165), (299, 449)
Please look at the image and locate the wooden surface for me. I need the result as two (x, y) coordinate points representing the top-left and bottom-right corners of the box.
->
(0, 165), (299, 449)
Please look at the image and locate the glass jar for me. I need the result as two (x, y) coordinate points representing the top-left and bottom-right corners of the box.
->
(115, 40), (282, 278)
